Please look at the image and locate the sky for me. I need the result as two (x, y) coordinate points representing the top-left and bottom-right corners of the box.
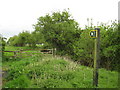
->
(0, 0), (119, 39)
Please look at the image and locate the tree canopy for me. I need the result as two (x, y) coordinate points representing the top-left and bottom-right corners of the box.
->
(7, 10), (120, 70)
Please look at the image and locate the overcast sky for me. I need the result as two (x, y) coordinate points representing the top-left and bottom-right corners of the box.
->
(0, 0), (119, 39)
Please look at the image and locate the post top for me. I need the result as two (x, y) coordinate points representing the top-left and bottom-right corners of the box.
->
(94, 28), (100, 30)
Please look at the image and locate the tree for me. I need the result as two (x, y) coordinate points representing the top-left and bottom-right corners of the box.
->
(0, 35), (6, 57)
(8, 31), (32, 47)
(34, 10), (81, 55)
(0, 35), (6, 51)
(100, 21), (120, 70)
(72, 29), (94, 66)
(7, 35), (19, 46)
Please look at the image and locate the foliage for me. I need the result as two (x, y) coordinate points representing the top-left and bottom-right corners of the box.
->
(34, 9), (81, 55)
(3, 54), (118, 88)
(33, 10), (119, 70)
(7, 31), (41, 47)
(72, 29), (94, 67)
(7, 31), (30, 47)
(71, 20), (119, 70)
(7, 35), (18, 46)
(6, 10), (120, 70)
(0, 35), (6, 51)
(99, 22), (120, 70)
(4, 75), (31, 88)
(0, 35), (6, 59)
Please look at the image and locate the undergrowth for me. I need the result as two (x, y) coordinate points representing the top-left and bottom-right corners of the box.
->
(2, 54), (118, 88)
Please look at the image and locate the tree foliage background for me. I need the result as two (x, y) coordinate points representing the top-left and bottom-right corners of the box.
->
(7, 10), (120, 71)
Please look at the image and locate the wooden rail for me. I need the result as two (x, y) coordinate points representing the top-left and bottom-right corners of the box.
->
(0, 48), (57, 58)
(0, 51), (19, 52)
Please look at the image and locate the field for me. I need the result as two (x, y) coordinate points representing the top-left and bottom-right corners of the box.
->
(2, 46), (118, 88)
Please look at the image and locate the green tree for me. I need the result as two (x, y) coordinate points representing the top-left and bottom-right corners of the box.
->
(72, 29), (94, 66)
(7, 35), (18, 46)
(34, 10), (81, 55)
(100, 21), (120, 70)
(8, 31), (32, 47)
(17, 31), (31, 46)
(0, 35), (6, 58)
(0, 35), (6, 51)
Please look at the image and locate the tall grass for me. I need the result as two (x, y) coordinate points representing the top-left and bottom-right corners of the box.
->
(2, 53), (118, 88)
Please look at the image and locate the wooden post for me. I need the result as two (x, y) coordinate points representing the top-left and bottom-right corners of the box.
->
(54, 48), (56, 57)
(20, 49), (23, 58)
(52, 48), (54, 56)
(52, 48), (56, 57)
(93, 28), (100, 87)
(14, 51), (16, 58)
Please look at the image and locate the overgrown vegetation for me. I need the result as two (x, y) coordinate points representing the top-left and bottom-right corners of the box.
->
(2, 9), (119, 88)
(7, 10), (119, 70)
(2, 53), (118, 88)
(0, 35), (6, 53)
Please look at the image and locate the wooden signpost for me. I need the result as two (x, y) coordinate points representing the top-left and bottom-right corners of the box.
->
(90, 28), (100, 87)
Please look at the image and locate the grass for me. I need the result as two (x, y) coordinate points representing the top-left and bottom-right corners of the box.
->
(2, 51), (118, 88)
(5, 46), (37, 51)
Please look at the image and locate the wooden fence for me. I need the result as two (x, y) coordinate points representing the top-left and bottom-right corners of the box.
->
(0, 48), (57, 58)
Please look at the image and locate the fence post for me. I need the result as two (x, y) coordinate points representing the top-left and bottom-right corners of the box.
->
(20, 49), (23, 58)
(54, 48), (56, 57)
(52, 48), (56, 57)
(52, 48), (54, 57)
(14, 51), (16, 58)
